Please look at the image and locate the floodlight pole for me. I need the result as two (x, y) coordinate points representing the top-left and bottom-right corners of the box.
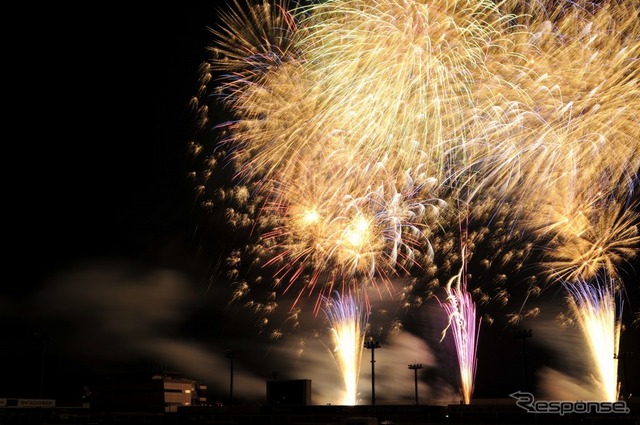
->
(408, 364), (423, 405)
(614, 352), (633, 402)
(365, 340), (381, 405)
(225, 349), (237, 406)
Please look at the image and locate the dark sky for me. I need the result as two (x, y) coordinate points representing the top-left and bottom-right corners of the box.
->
(3, 0), (639, 407)
(4, 0), (224, 401)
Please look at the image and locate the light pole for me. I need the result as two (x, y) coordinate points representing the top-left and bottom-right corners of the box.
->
(408, 364), (423, 405)
(614, 352), (633, 402)
(365, 340), (381, 405)
(225, 349), (237, 406)
(513, 329), (532, 391)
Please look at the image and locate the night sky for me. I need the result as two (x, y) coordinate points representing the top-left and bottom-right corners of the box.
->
(4, 0), (223, 402)
(3, 0), (639, 407)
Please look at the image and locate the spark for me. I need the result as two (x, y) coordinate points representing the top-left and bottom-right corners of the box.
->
(538, 195), (640, 283)
(256, 160), (445, 312)
(562, 276), (622, 402)
(438, 244), (481, 405)
(189, 0), (640, 403)
(322, 290), (370, 405)
(463, 0), (640, 212)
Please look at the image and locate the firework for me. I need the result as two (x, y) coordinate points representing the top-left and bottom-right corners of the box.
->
(562, 276), (622, 401)
(259, 161), (446, 312)
(322, 290), (370, 405)
(292, 0), (509, 181)
(464, 0), (640, 211)
(189, 0), (640, 403)
(537, 194), (640, 283)
(192, 0), (525, 316)
(462, 2), (640, 399)
(438, 243), (481, 405)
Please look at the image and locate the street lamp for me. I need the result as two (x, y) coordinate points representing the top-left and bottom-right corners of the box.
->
(614, 352), (633, 402)
(225, 349), (237, 406)
(365, 340), (381, 405)
(408, 364), (423, 405)
(513, 329), (533, 391)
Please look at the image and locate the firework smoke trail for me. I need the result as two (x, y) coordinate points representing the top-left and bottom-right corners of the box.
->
(322, 290), (370, 405)
(562, 276), (622, 401)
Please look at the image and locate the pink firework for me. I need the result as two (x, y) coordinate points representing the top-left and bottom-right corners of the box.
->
(438, 243), (481, 405)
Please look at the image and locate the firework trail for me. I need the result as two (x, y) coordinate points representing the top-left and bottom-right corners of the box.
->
(536, 193), (640, 284)
(463, 1), (640, 398)
(439, 278), (480, 404)
(562, 276), (622, 401)
(259, 161), (445, 312)
(437, 228), (481, 405)
(536, 187), (639, 402)
(463, 0), (640, 212)
(322, 290), (370, 405)
(187, 0), (640, 402)
(292, 0), (510, 184)
(192, 0), (503, 315)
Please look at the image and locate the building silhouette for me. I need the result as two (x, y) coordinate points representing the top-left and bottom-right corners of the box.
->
(86, 372), (207, 413)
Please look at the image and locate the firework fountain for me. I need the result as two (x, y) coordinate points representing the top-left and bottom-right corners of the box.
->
(563, 276), (622, 401)
(438, 243), (481, 405)
(514, 2), (640, 400)
(322, 290), (370, 405)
